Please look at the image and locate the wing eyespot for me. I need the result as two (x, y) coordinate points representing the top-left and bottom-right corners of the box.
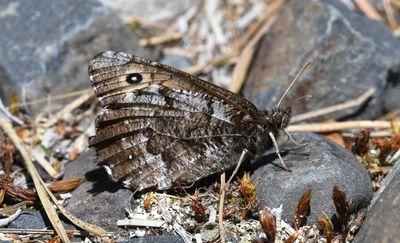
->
(126, 73), (143, 84)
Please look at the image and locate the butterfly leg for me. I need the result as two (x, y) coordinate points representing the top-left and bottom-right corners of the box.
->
(284, 129), (307, 150)
(268, 131), (291, 172)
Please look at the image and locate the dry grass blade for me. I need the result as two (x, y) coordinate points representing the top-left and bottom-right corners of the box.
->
(139, 31), (182, 46)
(260, 207), (276, 243)
(317, 216), (334, 243)
(42, 180), (107, 236)
(13, 88), (92, 109)
(47, 178), (86, 193)
(332, 186), (351, 233)
(293, 188), (312, 229)
(0, 228), (81, 236)
(44, 89), (93, 128)
(0, 117), (70, 242)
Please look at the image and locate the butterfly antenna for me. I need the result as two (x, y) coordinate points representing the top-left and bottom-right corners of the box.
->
(276, 61), (311, 108)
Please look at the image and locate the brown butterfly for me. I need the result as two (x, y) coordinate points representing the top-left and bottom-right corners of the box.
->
(88, 51), (291, 191)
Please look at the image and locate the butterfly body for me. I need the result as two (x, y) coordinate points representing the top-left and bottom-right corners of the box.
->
(88, 51), (290, 191)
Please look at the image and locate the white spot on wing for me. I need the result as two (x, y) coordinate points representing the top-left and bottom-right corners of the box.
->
(211, 101), (233, 124)
(103, 165), (113, 176)
(123, 178), (132, 188)
(123, 92), (135, 102)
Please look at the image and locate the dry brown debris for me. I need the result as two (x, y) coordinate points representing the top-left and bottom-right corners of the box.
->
(0, 174), (36, 203)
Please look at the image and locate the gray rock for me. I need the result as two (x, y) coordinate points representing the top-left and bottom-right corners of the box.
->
(353, 159), (400, 243)
(8, 208), (49, 229)
(126, 235), (184, 243)
(251, 132), (372, 225)
(0, 0), (157, 112)
(242, 0), (400, 120)
(63, 148), (132, 236)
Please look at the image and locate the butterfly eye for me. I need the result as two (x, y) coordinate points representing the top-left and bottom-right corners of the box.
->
(126, 73), (143, 84)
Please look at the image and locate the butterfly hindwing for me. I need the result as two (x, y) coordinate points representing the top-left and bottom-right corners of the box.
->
(89, 51), (269, 191)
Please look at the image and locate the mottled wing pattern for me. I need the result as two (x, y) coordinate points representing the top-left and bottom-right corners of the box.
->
(88, 51), (267, 191)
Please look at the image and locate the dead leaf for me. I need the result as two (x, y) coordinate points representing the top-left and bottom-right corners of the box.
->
(293, 188), (312, 229)
(48, 178), (86, 193)
(260, 207), (275, 243)
(332, 185), (351, 233)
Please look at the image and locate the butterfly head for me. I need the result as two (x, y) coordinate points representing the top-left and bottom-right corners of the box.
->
(265, 106), (291, 132)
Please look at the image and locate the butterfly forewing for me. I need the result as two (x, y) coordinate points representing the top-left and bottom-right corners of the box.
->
(88, 51), (272, 191)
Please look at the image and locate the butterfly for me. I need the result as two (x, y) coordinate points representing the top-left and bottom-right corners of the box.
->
(88, 51), (291, 191)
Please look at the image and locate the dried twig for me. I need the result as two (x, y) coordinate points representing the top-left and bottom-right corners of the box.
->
(226, 149), (248, 187)
(287, 120), (393, 133)
(290, 88), (375, 123)
(218, 172), (226, 243)
(0, 228), (82, 236)
(353, 0), (384, 20)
